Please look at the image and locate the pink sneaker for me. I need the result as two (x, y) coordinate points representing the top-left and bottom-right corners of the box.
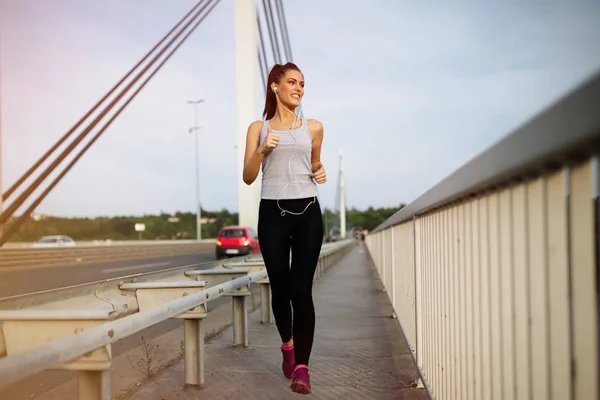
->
(281, 346), (295, 379)
(290, 366), (311, 394)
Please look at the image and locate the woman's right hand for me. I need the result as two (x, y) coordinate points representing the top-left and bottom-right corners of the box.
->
(260, 125), (279, 154)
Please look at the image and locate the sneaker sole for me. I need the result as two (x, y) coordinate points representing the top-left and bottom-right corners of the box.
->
(291, 381), (311, 394)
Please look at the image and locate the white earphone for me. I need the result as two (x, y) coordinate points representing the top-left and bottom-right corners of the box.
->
(269, 85), (316, 217)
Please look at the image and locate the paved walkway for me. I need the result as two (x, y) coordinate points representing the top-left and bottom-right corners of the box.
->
(121, 246), (429, 400)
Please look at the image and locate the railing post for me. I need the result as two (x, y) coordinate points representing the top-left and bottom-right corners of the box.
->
(232, 290), (249, 346)
(413, 215), (419, 368)
(1, 314), (113, 400)
(313, 258), (322, 282)
(379, 234), (383, 275)
(382, 231), (387, 287)
(77, 370), (110, 400)
(184, 318), (205, 387)
(118, 280), (209, 387)
(391, 227), (396, 308)
(260, 282), (272, 324)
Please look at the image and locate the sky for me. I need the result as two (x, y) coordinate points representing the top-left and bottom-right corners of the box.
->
(1, 1), (600, 218)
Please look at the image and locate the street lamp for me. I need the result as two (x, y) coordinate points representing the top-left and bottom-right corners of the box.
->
(187, 99), (204, 241)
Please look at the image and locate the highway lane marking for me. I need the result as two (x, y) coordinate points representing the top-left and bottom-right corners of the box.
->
(103, 262), (172, 274)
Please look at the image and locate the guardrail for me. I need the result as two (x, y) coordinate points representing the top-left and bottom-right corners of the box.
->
(0, 239), (353, 398)
(366, 70), (600, 400)
(0, 241), (215, 269)
(3, 239), (215, 249)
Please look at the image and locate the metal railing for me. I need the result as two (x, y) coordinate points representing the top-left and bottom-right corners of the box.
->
(0, 239), (353, 399)
(366, 70), (600, 400)
(3, 239), (215, 249)
(0, 240), (215, 269)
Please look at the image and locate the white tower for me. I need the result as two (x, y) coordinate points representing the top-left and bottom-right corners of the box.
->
(235, 0), (260, 231)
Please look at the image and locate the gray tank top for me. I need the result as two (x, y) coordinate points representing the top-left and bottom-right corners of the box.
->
(259, 118), (318, 200)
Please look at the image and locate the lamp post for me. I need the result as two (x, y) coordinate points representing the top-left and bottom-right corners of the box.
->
(187, 99), (204, 241)
(339, 149), (346, 239)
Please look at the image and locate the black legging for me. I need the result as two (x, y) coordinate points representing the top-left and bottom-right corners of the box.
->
(258, 197), (324, 366)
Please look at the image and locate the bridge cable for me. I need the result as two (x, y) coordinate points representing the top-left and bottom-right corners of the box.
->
(272, 0), (301, 117)
(261, 0), (282, 64)
(274, 0), (293, 62)
(0, 0), (221, 244)
(257, 47), (266, 90)
(267, 1), (302, 117)
(0, 0), (216, 227)
(256, 14), (269, 89)
(268, 0), (283, 63)
(2, 0), (209, 203)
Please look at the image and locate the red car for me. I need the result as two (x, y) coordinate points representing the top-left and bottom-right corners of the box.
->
(215, 226), (260, 259)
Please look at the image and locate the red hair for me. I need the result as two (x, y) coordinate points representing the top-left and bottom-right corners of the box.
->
(262, 62), (302, 120)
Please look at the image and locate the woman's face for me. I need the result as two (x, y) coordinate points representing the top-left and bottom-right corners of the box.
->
(275, 69), (304, 108)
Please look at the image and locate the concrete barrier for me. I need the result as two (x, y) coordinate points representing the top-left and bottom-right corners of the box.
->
(0, 241), (215, 269)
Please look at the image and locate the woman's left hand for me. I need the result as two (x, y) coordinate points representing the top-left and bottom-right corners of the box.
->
(311, 162), (327, 184)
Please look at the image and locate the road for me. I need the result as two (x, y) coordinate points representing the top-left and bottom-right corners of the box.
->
(0, 248), (236, 399)
(0, 251), (216, 298)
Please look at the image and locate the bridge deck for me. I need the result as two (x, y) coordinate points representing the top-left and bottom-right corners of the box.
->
(122, 246), (428, 400)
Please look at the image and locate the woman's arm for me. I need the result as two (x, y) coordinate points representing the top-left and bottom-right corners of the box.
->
(308, 119), (327, 184)
(242, 121), (265, 185)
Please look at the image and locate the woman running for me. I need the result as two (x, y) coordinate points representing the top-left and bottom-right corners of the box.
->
(242, 62), (327, 394)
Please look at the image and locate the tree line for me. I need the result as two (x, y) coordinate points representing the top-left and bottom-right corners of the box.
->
(322, 204), (405, 235)
(7, 204), (405, 242)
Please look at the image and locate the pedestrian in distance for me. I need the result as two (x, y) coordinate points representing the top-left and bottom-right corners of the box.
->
(242, 62), (327, 395)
